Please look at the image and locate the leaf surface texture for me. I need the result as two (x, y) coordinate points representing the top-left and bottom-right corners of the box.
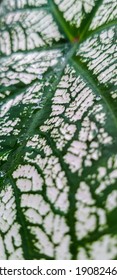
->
(0, 0), (117, 260)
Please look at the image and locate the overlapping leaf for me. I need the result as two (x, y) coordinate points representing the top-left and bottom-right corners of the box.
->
(0, 0), (117, 259)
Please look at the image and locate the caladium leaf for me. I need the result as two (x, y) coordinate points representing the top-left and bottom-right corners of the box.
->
(0, 0), (117, 260)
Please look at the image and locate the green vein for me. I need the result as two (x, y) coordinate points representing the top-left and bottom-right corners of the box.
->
(9, 175), (36, 260)
(82, 21), (117, 42)
(0, 41), (68, 58)
(0, 6), (49, 17)
(79, 0), (103, 40)
(48, 0), (77, 41)
(71, 57), (117, 131)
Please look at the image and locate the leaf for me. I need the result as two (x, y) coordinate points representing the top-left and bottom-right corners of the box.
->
(0, 0), (117, 260)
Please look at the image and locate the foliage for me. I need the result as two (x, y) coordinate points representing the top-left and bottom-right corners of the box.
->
(0, 0), (117, 260)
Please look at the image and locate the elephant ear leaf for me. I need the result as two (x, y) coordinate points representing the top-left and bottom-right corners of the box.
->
(0, 0), (117, 260)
